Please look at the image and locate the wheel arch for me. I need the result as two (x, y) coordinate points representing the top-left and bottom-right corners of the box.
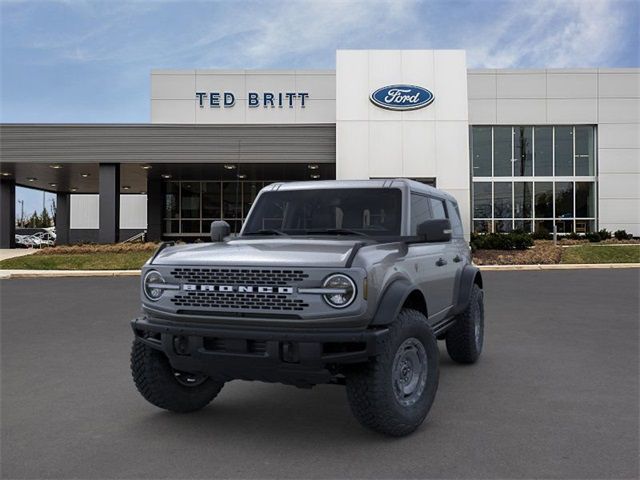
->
(452, 265), (483, 316)
(370, 279), (428, 326)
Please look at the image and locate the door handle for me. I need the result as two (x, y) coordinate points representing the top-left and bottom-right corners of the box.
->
(453, 255), (462, 263)
(436, 257), (447, 267)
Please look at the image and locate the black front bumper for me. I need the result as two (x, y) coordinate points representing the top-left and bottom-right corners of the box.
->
(131, 316), (388, 386)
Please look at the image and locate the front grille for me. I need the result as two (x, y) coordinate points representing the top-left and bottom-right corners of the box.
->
(171, 291), (309, 311)
(170, 268), (308, 285)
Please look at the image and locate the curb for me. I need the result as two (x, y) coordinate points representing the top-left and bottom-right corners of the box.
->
(477, 263), (640, 271)
(0, 270), (141, 279)
(1, 264), (639, 278)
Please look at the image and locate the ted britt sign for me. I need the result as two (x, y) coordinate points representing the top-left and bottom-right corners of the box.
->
(196, 91), (309, 108)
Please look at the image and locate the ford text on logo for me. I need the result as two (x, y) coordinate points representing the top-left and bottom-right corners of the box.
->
(183, 284), (294, 294)
(370, 85), (434, 111)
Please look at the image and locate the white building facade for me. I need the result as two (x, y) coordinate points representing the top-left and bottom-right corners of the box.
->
(1, 49), (637, 246)
(147, 50), (639, 238)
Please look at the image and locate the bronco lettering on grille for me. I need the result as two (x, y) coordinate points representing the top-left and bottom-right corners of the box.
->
(182, 284), (294, 294)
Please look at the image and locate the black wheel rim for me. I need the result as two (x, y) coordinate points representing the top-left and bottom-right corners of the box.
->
(173, 370), (208, 387)
(392, 337), (428, 407)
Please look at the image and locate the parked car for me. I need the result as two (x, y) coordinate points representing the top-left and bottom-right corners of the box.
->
(130, 179), (484, 436)
(15, 229), (56, 248)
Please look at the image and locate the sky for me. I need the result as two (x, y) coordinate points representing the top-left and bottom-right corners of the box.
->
(1, 0), (639, 218)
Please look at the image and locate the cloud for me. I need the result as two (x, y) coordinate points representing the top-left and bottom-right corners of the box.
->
(463, 0), (631, 68)
(2, 0), (636, 72)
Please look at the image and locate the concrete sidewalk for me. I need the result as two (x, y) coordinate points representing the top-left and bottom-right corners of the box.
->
(0, 249), (38, 261)
(1, 263), (639, 279)
(0, 269), (141, 279)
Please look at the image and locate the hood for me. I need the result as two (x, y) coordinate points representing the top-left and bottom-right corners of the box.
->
(151, 238), (364, 268)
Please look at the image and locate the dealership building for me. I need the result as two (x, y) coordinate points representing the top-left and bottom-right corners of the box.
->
(0, 50), (638, 247)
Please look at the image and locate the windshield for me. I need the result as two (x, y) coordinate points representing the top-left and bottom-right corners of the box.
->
(242, 188), (402, 237)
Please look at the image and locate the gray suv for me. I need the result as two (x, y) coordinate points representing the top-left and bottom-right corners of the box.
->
(131, 179), (484, 436)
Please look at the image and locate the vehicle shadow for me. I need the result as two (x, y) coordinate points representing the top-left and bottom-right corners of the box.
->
(125, 350), (462, 446)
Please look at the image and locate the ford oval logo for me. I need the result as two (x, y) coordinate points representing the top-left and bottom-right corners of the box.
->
(370, 84), (434, 111)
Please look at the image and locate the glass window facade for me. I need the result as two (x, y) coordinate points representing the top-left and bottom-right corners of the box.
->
(470, 125), (597, 234)
(162, 180), (277, 236)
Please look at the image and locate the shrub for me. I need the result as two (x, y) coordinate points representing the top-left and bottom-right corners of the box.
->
(614, 229), (631, 240)
(470, 231), (533, 251)
(586, 232), (602, 243)
(566, 232), (582, 240)
(510, 231), (534, 249)
(598, 228), (612, 240)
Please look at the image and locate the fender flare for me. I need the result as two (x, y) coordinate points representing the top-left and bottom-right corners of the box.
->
(370, 278), (421, 326)
(452, 265), (483, 316)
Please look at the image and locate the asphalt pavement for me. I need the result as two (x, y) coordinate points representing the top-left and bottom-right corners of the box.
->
(1, 269), (638, 479)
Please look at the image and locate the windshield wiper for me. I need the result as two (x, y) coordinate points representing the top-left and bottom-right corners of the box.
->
(306, 228), (370, 237)
(243, 229), (288, 236)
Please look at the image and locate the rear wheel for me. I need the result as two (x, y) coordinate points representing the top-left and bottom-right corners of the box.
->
(131, 340), (224, 413)
(345, 309), (439, 437)
(445, 283), (484, 364)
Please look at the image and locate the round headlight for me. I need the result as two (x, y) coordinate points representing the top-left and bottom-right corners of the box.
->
(322, 274), (356, 308)
(143, 270), (165, 301)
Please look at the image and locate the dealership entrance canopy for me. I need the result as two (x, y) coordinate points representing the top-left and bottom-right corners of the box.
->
(1, 50), (638, 247)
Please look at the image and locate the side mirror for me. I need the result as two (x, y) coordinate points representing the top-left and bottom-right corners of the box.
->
(416, 219), (452, 243)
(210, 221), (230, 242)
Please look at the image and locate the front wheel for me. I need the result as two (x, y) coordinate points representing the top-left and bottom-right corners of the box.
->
(345, 309), (439, 437)
(131, 340), (224, 413)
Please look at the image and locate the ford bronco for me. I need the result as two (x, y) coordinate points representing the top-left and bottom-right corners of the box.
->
(131, 179), (484, 436)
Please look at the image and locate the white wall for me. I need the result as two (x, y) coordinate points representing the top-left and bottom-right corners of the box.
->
(70, 195), (99, 229)
(468, 68), (640, 235)
(336, 50), (471, 233)
(70, 194), (147, 230)
(151, 70), (335, 124)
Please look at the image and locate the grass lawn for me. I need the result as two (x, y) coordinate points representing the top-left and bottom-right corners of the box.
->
(0, 251), (154, 270)
(2, 242), (638, 270)
(561, 244), (640, 264)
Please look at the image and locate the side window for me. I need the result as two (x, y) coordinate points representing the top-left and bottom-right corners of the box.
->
(410, 193), (432, 234)
(447, 200), (464, 238)
(430, 198), (448, 220)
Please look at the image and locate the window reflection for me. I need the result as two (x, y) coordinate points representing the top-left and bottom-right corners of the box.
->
(162, 180), (274, 236)
(202, 182), (221, 219)
(555, 182), (573, 218)
(181, 182), (200, 219)
(535, 182), (554, 218)
(494, 220), (512, 233)
(472, 127), (492, 176)
(473, 182), (492, 218)
(574, 127), (594, 176)
(514, 182), (532, 218)
(576, 182), (595, 217)
(470, 126), (597, 234)
(514, 127), (532, 176)
(555, 127), (573, 176)
(494, 127), (512, 176)
(164, 182), (179, 219)
(534, 127), (553, 176)
(474, 220), (491, 233)
(493, 183), (512, 218)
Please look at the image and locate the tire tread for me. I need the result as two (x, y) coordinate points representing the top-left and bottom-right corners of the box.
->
(131, 340), (224, 413)
(346, 309), (439, 436)
(445, 284), (483, 364)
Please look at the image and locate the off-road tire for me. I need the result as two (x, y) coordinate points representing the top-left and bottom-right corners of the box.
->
(131, 340), (224, 413)
(445, 283), (484, 364)
(345, 309), (439, 437)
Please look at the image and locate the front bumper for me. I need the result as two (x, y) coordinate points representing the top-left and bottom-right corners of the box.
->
(131, 316), (388, 387)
